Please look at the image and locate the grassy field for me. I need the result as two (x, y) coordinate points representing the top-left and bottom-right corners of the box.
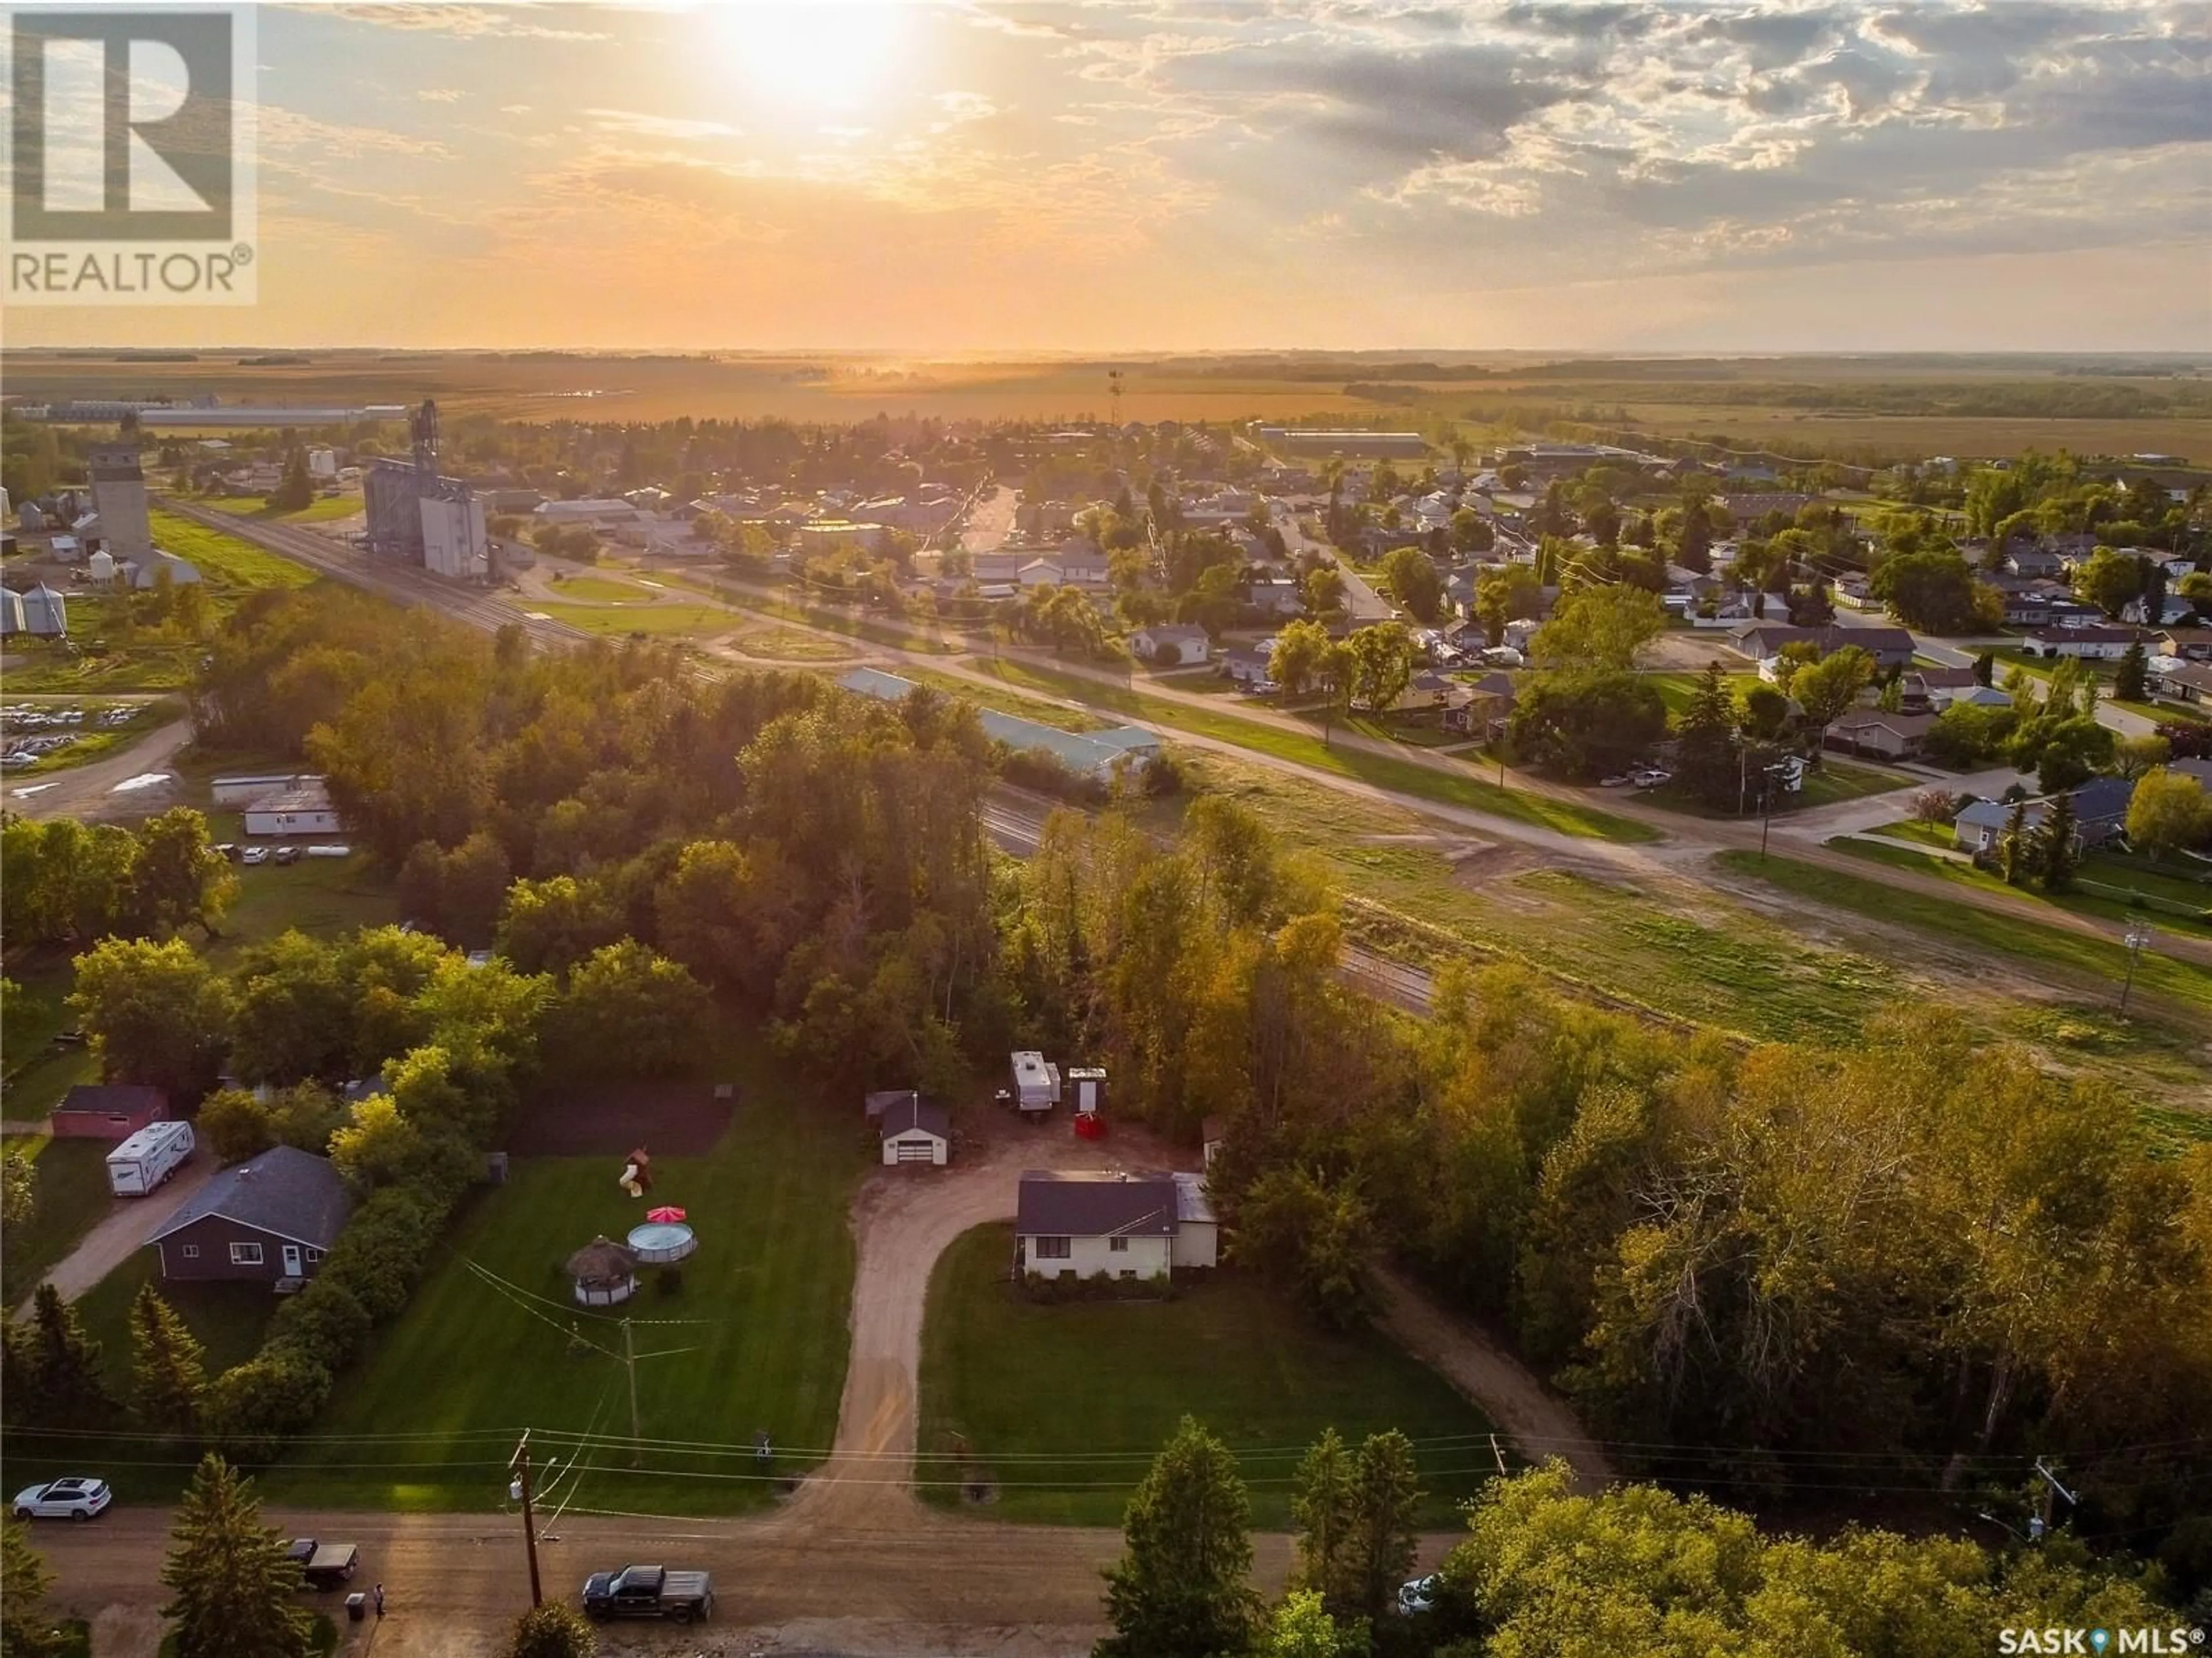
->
(200, 495), (363, 526)
(1826, 837), (2212, 942)
(206, 849), (399, 965)
(147, 509), (319, 591)
(919, 1224), (1497, 1528)
(1868, 819), (1960, 849)
(1643, 670), (1759, 718)
(267, 1053), (859, 1514)
(728, 625), (857, 662)
(1717, 851), (2212, 1020)
(0, 1135), (116, 1306)
(0, 632), (203, 695)
(963, 657), (1661, 844)
(541, 572), (653, 603)
(73, 1251), (277, 1396)
(533, 600), (736, 639)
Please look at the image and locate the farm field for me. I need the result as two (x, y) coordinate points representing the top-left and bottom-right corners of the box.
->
(919, 1223), (1497, 1528)
(265, 1047), (859, 1514)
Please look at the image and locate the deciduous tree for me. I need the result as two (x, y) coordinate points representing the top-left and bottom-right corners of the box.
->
(506, 1604), (598, 1658)
(2127, 768), (2211, 860)
(67, 937), (232, 1103)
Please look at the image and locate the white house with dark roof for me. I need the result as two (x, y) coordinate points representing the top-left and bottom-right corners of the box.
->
(1014, 1170), (1178, 1281)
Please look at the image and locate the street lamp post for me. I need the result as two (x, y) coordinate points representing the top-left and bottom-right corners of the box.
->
(1757, 760), (1791, 860)
(2119, 922), (2154, 1015)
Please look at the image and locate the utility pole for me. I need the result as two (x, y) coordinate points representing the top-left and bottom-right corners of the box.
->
(510, 1432), (543, 1608)
(2119, 921), (2153, 1014)
(622, 1316), (642, 1467)
(1759, 767), (1777, 859)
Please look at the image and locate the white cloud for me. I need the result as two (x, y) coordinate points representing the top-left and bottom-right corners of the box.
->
(585, 109), (743, 141)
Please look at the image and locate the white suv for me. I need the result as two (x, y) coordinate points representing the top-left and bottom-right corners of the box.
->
(12, 1477), (113, 1521)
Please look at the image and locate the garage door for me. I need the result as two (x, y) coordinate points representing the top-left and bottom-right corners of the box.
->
(895, 1140), (937, 1163)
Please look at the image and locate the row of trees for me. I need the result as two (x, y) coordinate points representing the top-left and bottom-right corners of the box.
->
(1, 808), (234, 950)
(1093, 1425), (2183, 1658)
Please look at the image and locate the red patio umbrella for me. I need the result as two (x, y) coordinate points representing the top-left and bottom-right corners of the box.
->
(646, 1205), (687, 1223)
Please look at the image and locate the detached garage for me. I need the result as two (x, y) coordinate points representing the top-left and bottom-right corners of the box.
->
(1171, 1171), (1219, 1270)
(879, 1096), (950, 1166)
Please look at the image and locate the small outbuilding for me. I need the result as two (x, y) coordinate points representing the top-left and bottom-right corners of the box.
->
(1170, 1171), (1219, 1270)
(879, 1095), (951, 1166)
(51, 1084), (171, 1140)
(567, 1236), (640, 1306)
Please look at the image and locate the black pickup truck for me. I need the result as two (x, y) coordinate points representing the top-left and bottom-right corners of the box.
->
(283, 1538), (360, 1590)
(580, 1564), (714, 1623)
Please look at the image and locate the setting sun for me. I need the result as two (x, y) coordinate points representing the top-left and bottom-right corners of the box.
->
(710, 1), (910, 112)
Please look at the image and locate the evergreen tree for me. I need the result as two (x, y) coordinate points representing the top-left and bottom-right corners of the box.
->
(267, 449), (313, 513)
(129, 1281), (208, 1435)
(1343, 1430), (1422, 1622)
(1675, 663), (1743, 809)
(25, 1283), (109, 1425)
(159, 1454), (313, 1658)
(2035, 790), (2080, 893)
(1098, 1416), (1258, 1658)
(2, 1517), (71, 1658)
(1972, 649), (1995, 688)
(506, 1603), (598, 1658)
(1289, 1428), (1355, 1605)
(1997, 799), (2032, 885)
(1677, 508), (1713, 574)
(0, 1320), (41, 1426)
(2113, 639), (2149, 703)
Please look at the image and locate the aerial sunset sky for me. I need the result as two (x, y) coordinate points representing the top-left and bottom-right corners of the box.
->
(14, 0), (2210, 352)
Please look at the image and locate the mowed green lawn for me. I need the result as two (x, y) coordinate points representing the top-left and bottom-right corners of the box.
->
(147, 509), (319, 590)
(0, 1135), (115, 1306)
(919, 1224), (1498, 1529)
(534, 600), (736, 638)
(74, 1251), (276, 1397)
(267, 1087), (859, 1514)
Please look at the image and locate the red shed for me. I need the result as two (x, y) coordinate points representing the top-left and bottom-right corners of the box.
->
(49, 1084), (171, 1141)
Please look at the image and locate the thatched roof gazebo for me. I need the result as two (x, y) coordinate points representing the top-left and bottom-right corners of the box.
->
(566, 1236), (639, 1307)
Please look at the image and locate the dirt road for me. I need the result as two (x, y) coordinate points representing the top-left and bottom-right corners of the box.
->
(1373, 1268), (1614, 1492)
(790, 1113), (1196, 1535)
(11, 1154), (215, 1319)
(2, 718), (192, 822)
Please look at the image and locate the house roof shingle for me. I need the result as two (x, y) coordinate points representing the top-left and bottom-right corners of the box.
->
(878, 1095), (950, 1141)
(1014, 1170), (1178, 1240)
(57, 1084), (166, 1115)
(150, 1146), (353, 1251)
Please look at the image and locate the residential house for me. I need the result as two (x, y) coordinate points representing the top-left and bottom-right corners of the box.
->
(1220, 641), (1277, 686)
(968, 551), (1029, 584)
(1445, 671), (1518, 737)
(1933, 684), (2013, 711)
(1833, 572), (1875, 610)
(2124, 594), (2200, 628)
(1731, 622), (1915, 670)
(2156, 627), (2212, 662)
(2149, 662), (2212, 704)
(2003, 547), (2069, 579)
(2168, 758), (2212, 788)
(2020, 625), (2147, 661)
(878, 1095), (951, 1167)
(1130, 623), (1210, 667)
(244, 779), (343, 839)
(1824, 710), (1939, 761)
(1952, 778), (2137, 855)
(148, 1146), (353, 1288)
(1014, 1169), (1178, 1281)
(1248, 576), (1304, 617)
(1715, 492), (1815, 525)
(1895, 667), (1976, 711)
(50, 1084), (170, 1140)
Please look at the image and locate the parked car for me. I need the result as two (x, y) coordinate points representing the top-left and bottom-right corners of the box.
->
(1599, 773), (1635, 788)
(273, 845), (301, 865)
(1396, 1572), (1440, 1614)
(12, 1477), (112, 1522)
(285, 1539), (361, 1589)
(581, 1564), (714, 1623)
(1632, 768), (1673, 790)
(240, 847), (270, 866)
